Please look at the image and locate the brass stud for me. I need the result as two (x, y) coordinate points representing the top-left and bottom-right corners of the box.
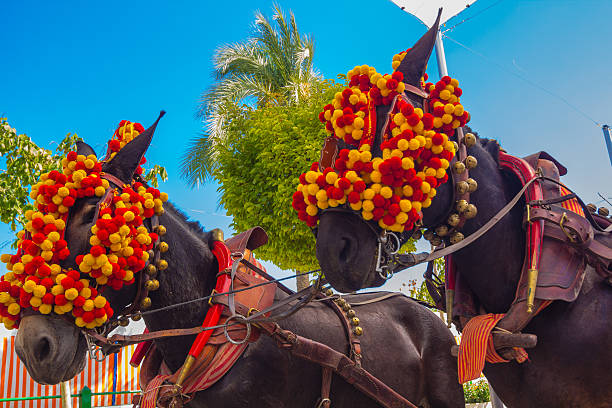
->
(347, 309), (356, 318)
(447, 213), (461, 227)
(464, 133), (476, 147)
(598, 207), (610, 217)
(157, 259), (168, 271)
(342, 303), (351, 312)
(145, 280), (158, 291)
(464, 156), (478, 169)
(456, 181), (469, 195)
(450, 232), (465, 245)
(456, 200), (469, 213)
(132, 313), (142, 321)
(210, 228), (224, 242)
(435, 225), (449, 237)
(157, 225), (167, 236)
(351, 317), (360, 326)
(119, 317), (129, 327)
(464, 204), (478, 219)
(147, 264), (157, 276)
(141, 297), (152, 309)
(336, 298), (346, 308)
(353, 327), (363, 336)
(587, 203), (597, 213)
(452, 161), (466, 175)
(467, 178), (478, 193)
(411, 229), (422, 240)
(159, 242), (169, 253)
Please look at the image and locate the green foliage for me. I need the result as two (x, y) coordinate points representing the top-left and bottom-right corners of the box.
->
(212, 79), (344, 271)
(0, 118), (167, 234)
(463, 379), (491, 403)
(0, 118), (82, 232)
(406, 257), (445, 306)
(185, 4), (320, 185)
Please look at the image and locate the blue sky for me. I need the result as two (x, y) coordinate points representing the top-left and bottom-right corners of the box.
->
(2, 0), (612, 293)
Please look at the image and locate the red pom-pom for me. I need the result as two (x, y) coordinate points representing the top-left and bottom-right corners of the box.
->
(90, 246), (105, 257)
(348, 191), (361, 204)
(372, 208), (385, 220)
(353, 180), (366, 193)
(372, 194), (386, 208)
(383, 214), (396, 226)
(391, 71), (403, 82)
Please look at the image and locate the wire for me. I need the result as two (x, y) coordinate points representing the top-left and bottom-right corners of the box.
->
(443, 0), (508, 33)
(442, 33), (603, 128)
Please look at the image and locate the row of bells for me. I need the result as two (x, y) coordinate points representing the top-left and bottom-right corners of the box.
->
(423, 134), (479, 247)
(118, 224), (168, 326)
(325, 288), (363, 336)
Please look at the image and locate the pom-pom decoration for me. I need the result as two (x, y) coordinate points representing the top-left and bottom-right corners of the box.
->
(295, 57), (470, 232)
(0, 121), (168, 330)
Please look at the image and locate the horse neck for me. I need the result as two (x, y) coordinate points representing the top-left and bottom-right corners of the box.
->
(142, 205), (217, 371)
(450, 145), (526, 313)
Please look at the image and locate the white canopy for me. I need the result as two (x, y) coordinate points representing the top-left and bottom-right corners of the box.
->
(389, 0), (478, 27)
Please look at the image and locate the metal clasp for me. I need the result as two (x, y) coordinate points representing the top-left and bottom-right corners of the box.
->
(223, 314), (252, 345)
(85, 333), (106, 362)
(559, 212), (575, 243)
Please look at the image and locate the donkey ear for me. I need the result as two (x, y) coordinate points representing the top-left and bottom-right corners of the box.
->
(76, 141), (96, 158)
(396, 8), (442, 87)
(102, 111), (165, 182)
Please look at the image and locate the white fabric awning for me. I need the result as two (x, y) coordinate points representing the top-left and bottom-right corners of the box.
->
(389, 0), (478, 27)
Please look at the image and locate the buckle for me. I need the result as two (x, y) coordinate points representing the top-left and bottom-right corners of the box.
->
(208, 289), (218, 306)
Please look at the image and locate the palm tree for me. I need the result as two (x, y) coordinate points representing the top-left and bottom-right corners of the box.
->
(181, 4), (319, 186)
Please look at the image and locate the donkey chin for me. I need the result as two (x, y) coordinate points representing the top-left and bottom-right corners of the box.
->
(15, 314), (88, 385)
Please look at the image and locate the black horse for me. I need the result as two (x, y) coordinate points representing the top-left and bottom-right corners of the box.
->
(315, 16), (612, 408)
(12, 118), (463, 407)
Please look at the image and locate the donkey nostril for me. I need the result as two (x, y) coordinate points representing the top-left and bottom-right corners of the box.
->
(34, 337), (52, 362)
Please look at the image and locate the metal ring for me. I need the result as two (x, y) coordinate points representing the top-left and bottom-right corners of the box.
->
(378, 268), (394, 281)
(223, 314), (252, 345)
(386, 232), (401, 255)
(85, 334), (106, 362)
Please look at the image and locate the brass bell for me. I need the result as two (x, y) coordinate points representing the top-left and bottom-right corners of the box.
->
(147, 264), (157, 276)
(157, 259), (168, 271)
(435, 225), (449, 237)
(342, 303), (351, 312)
(447, 213), (461, 227)
(456, 200), (469, 213)
(132, 313), (142, 321)
(159, 242), (169, 253)
(353, 327), (363, 336)
(145, 279), (160, 291)
(456, 181), (469, 195)
(119, 317), (129, 327)
(423, 229), (435, 241)
(347, 309), (356, 318)
(141, 297), (152, 309)
(147, 249), (155, 259)
(587, 203), (597, 213)
(598, 207), (610, 217)
(430, 236), (443, 247)
(157, 225), (167, 236)
(337, 298), (346, 308)
(450, 232), (465, 245)
(325, 288), (334, 296)
(452, 161), (466, 175)
(464, 133), (476, 147)
(464, 156), (478, 169)
(464, 204), (478, 219)
(467, 178), (478, 193)
(351, 317), (360, 326)
(411, 229), (423, 240)
(452, 141), (459, 153)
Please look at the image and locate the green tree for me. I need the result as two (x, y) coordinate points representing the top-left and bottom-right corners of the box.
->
(211, 79), (343, 272)
(0, 118), (167, 236)
(182, 4), (319, 185)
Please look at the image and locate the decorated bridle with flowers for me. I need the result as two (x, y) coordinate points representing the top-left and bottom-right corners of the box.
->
(293, 49), (469, 231)
(0, 113), (168, 332)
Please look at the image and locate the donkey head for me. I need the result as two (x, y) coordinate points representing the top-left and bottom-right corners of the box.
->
(15, 113), (163, 384)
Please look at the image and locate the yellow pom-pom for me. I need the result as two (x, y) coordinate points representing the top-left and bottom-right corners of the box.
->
(439, 90), (451, 100)
(94, 296), (107, 308)
(30, 297), (42, 308)
(82, 299), (94, 312)
(363, 189), (375, 200)
(402, 185), (414, 197)
(23, 280), (36, 293)
(80, 287), (92, 299)
(33, 285), (46, 298)
(8, 303), (20, 315)
(421, 182), (431, 194)
(399, 200), (412, 212)
(75, 317), (86, 327)
(397, 139), (409, 151)
(317, 201), (329, 210)
(0, 293), (10, 303)
(362, 200), (374, 212)
(65, 288), (79, 301)
(0, 254), (11, 263)
(412, 201), (422, 213)
(51, 285), (64, 296)
(325, 172), (338, 185)
(95, 186), (106, 197)
(422, 198), (432, 208)
(408, 139), (420, 150)
(39, 304), (52, 315)
(380, 187), (393, 199)
(306, 205), (318, 217)
(362, 211), (374, 221)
